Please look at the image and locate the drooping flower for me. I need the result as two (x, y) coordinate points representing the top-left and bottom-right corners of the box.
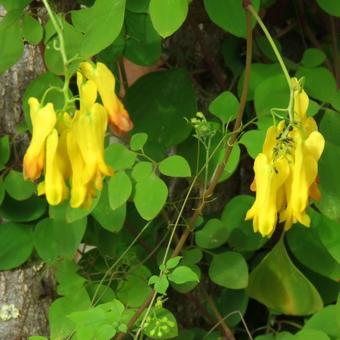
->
(23, 98), (56, 180)
(80, 61), (133, 134)
(246, 79), (325, 237)
(37, 129), (69, 205)
(23, 61), (123, 209)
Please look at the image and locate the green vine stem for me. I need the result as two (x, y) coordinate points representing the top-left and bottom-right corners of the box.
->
(115, 9), (254, 340)
(41, 0), (71, 112)
(247, 4), (294, 123)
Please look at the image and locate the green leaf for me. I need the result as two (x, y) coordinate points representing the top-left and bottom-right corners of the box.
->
(209, 91), (239, 124)
(0, 222), (33, 270)
(34, 217), (87, 263)
(23, 72), (66, 131)
(0, 9), (23, 74)
(316, 0), (340, 17)
(108, 171), (132, 210)
(44, 17), (83, 74)
(126, 0), (149, 13)
(238, 63), (281, 101)
(4, 170), (35, 200)
(125, 69), (197, 149)
(0, 194), (47, 222)
(296, 67), (337, 105)
(181, 248), (202, 265)
(301, 48), (326, 68)
(131, 161), (153, 182)
(166, 256), (182, 269)
(92, 184), (126, 232)
(286, 224), (340, 281)
(86, 283), (115, 304)
(159, 155), (191, 177)
(68, 300), (125, 339)
(311, 210), (340, 263)
(305, 305), (340, 338)
(143, 308), (178, 339)
(320, 109), (340, 147)
(0, 178), (4, 205)
(217, 143), (241, 183)
(105, 143), (137, 171)
(71, 0), (125, 57)
(130, 133), (148, 151)
(221, 195), (267, 252)
(168, 265), (199, 284)
(134, 173), (168, 220)
(124, 12), (161, 66)
(0, 0), (32, 10)
(49, 289), (91, 340)
(29, 337), (48, 340)
(195, 218), (230, 249)
(217, 289), (249, 327)
(55, 260), (87, 296)
(149, 275), (169, 294)
(117, 265), (152, 307)
(204, 0), (260, 38)
(22, 14), (43, 45)
(209, 252), (248, 289)
(49, 194), (100, 223)
(239, 129), (266, 159)
(317, 141), (340, 220)
(149, 0), (188, 38)
(254, 74), (289, 129)
(0, 135), (10, 169)
(170, 264), (201, 293)
(295, 329), (330, 340)
(248, 238), (323, 315)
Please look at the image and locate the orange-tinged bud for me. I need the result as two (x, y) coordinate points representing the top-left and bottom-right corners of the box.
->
(80, 61), (133, 134)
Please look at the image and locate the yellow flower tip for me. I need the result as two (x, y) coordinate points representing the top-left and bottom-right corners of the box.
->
(42, 129), (69, 206)
(79, 61), (134, 135)
(23, 98), (57, 180)
(23, 149), (44, 180)
(37, 181), (45, 196)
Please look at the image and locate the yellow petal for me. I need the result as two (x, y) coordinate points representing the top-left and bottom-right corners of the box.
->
(44, 129), (68, 205)
(67, 130), (88, 208)
(77, 71), (97, 114)
(246, 153), (289, 237)
(23, 98), (56, 180)
(80, 61), (133, 133)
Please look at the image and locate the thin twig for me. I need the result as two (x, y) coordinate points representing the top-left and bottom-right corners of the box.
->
(115, 8), (253, 340)
(200, 286), (235, 340)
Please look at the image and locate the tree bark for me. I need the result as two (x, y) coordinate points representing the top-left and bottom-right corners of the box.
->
(0, 6), (52, 339)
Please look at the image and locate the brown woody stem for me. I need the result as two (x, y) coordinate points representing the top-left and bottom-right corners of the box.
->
(115, 9), (253, 340)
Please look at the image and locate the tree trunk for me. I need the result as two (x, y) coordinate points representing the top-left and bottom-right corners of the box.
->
(0, 5), (52, 339)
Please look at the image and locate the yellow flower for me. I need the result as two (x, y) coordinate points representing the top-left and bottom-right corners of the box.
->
(246, 79), (325, 237)
(280, 129), (325, 229)
(23, 98), (56, 180)
(245, 153), (289, 236)
(80, 61), (133, 134)
(23, 62), (122, 209)
(37, 129), (68, 205)
(67, 72), (113, 208)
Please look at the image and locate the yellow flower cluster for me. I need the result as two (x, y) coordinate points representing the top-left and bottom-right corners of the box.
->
(23, 62), (133, 208)
(245, 78), (325, 237)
